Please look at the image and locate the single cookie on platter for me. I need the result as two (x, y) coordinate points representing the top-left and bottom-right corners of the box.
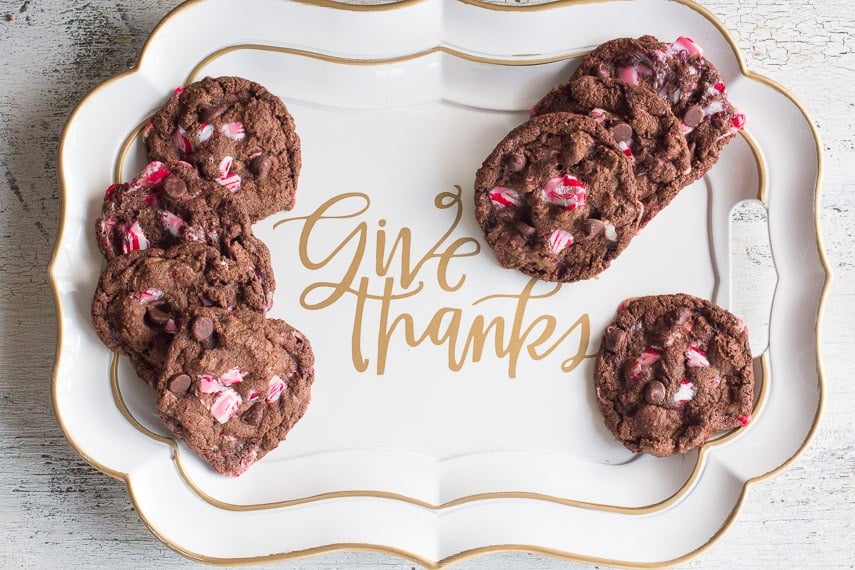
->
(594, 294), (754, 457)
(157, 307), (314, 477)
(91, 241), (275, 386)
(143, 76), (301, 221)
(532, 76), (691, 227)
(95, 160), (250, 261)
(474, 112), (641, 282)
(574, 35), (746, 184)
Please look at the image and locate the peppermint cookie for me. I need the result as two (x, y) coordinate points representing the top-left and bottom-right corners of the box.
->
(143, 76), (301, 221)
(474, 112), (640, 282)
(91, 241), (275, 386)
(575, 35), (746, 183)
(531, 76), (691, 227)
(157, 307), (314, 477)
(95, 160), (250, 261)
(594, 294), (754, 457)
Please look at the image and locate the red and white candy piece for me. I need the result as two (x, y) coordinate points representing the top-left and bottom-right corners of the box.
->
(685, 343), (710, 368)
(220, 121), (246, 141)
(216, 156), (241, 193)
(738, 413), (752, 427)
(638, 347), (663, 366)
(266, 374), (286, 403)
(104, 183), (119, 199)
(673, 379), (696, 403)
(603, 221), (617, 242)
(618, 64), (651, 86)
(172, 127), (193, 154)
(164, 319), (177, 334)
(197, 123), (214, 144)
(542, 174), (587, 210)
(219, 367), (247, 387)
(589, 108), (607, 122)
(247, 389), (261, 404)
(488, 186), (521, 208)
(211, 388), (242, 424)
(100, 216), (118, 236)
(136, 287), (163, 304)
(618, 140), (635, 164)
(130, 161), (171, 191)
(670, 36), (704, 57)
(121, 221), (149, 254)
(161, 211), (185, 237)
(198, 374), (221, 394)
(544, 228), (574, 254)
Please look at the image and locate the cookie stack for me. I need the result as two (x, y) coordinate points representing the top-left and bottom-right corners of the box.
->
(91, 76), (313, 476)
(474, 36), (754, 456)
(474, 35), (745, 283)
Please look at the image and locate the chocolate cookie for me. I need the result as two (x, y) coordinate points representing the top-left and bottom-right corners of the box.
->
(95, 160), (250, 261)
(594, 294), (754, 457)
(157, 307), (314, 477)
(575, 35), (746, 183)
(143, 76), (301, 221)
(474, 112), (641, 282)
(91, 241), (275, 386)
(532, 76), (691, 227)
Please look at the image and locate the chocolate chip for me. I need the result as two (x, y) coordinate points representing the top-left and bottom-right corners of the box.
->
(668, 307), (692, 326)
(248, 154), (271, 179)
(192, 316), (214, 341)
(198, 103), (228, 123)
(162, 175), (187, 199)
(506, 152), (527, 172)
(644, 380), (666, 405)
(604, 326), (626, 352)
(582, 218), (604, 239)
(514, 221), (536, 239)
(610, 123), (633, 143)
(145, 304), (171, 326)
(241, 403), (264, 427)
(683, 105), (704, 128)
(169, 374), (191, 395)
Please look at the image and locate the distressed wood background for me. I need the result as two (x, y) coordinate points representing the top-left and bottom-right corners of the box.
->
(0, 0), (851, 567)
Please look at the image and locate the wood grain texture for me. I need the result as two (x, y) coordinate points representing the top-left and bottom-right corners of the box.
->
(0, 0), (851, 568)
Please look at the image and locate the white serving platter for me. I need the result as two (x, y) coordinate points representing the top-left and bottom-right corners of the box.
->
(51, 0), (828, 566)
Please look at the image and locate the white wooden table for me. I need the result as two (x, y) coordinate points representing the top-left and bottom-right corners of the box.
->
(1, 0), (851, 567)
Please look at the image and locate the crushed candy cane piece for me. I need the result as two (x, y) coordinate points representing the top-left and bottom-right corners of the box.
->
(131, 161), (171, 190)
(542, 174), (587, 210)
(161, 211), (185, 237)
(685, 344), (710, 367)
(172, 127), (193, 154)
(266, 375), (286, 403)
(220, 121), (246, 141)
(247, 390), (261, 403)
(121, 221), (149, 254)
(738, 414), (752, 427)
(198, 374), (221, 394)
(673, 379), (696, 403)
(603, 221), (617, 242)
(544, 228), (574, 254)
(618, 65), (651, 86)
(637, 347), (663, 366)
(589, 108), (607, 122)
(670, 36), (704, 57)
(164, 319), (177, 334)
(488, 186), (521, 208)
(211, 388), (242, 424)
(197, 123), (214, 144)
(219, 367), (247, 386)
(216, 156), (241, 192)
(618, 141), (635, 163)
(136, 288), (163, 304)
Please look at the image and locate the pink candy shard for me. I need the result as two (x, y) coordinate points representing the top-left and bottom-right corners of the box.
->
(678, 121), (694, 136)
(542, 174), (587, 210)
(100, 216), (118, 236)
(174, 86), (184, 95)
(197, 123), (214, 144)
(544, 228), (574, 254)
(216, 156), (241, 193)
(161, 211), (185, 237)
(164, 319), (177, 334)
(220, 121), (246, 141)
(131, 161), (171, 190)
(673, 379), (696, 403)
(104, 183), (119, 199)
(618, 65), (651, 86)
(738, 414), (752, 427)
(247, 390), (261, 403)
(266, 375), (286, 403)
(671, 36), (704, 57)
(731, 112), (746, 130)
(685, 344), (710, 367)
(713, 82), (726, 93)
(211, 388), (242, 424)
(172, 127), (193, 154)
(589, 108), (607, 122)
(198, 374), (221, 394)
(121, 221), (149, 254)
(136, 287), (164, 304)
(219, 367), (247, 387)
(618, 141), (635, 163)
(488, 186), (521, 208)
(143, 193), (157, 206)
(638, 347), (662, 366)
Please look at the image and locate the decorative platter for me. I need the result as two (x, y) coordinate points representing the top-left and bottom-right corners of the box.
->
(51, 0), (828, 566)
